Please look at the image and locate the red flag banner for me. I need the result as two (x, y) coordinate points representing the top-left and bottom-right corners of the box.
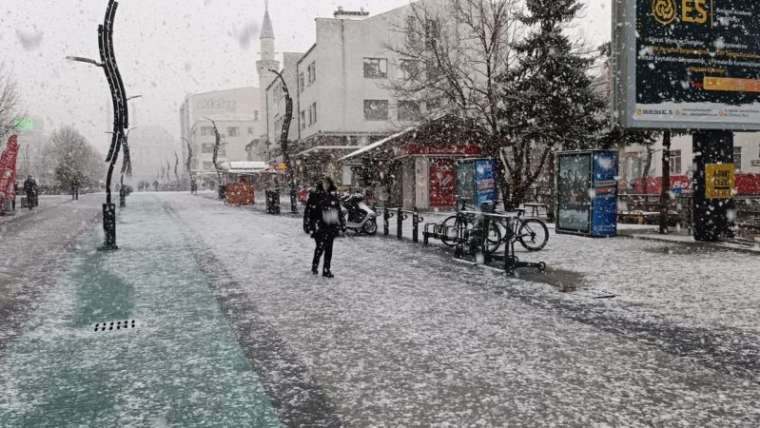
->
(0, 135), (20, 202)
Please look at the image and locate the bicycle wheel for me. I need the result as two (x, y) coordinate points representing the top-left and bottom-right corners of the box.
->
(440, 215), (464, 247)
(484, 221), (503, 255)
(518, 219), (549, 252)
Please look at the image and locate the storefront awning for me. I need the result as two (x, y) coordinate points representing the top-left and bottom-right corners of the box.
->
(294, 146), (361, 158)
(220, 161), (272, 175)
(339, 127), (415, 161)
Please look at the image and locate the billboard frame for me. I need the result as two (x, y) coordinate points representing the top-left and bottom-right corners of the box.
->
(611, 0), (760, 131)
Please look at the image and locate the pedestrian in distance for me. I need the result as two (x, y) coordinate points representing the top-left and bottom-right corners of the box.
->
(23, 175), (38, 210)
(307, 177), (345, 278)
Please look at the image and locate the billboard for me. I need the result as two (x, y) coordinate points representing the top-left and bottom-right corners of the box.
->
(612, 0), (760, 130)
(557, 153), (592, 234)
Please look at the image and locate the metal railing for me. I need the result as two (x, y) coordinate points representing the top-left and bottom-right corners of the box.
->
(382, 207), (425, 242)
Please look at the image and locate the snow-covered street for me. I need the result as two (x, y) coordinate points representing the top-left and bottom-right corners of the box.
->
(1, 192), (758, 426)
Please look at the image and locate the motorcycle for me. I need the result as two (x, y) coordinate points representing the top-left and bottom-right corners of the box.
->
(340, 192), (378, 235)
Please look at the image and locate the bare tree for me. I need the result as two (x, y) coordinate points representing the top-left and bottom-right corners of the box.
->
(389, 0), (523, 205)
(0, 63), (20, 138)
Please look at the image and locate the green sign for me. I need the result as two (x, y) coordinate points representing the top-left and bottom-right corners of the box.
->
(13, 117), (35, 131)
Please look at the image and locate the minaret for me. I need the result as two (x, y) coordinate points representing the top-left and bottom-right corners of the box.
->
(257, 0), (279, 145)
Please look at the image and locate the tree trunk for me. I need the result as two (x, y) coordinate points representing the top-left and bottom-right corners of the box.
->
(659, 130), (671, 234)
(642, 144), (654, 195)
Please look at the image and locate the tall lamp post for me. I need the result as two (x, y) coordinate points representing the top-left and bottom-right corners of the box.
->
(67, 0), (129, 251)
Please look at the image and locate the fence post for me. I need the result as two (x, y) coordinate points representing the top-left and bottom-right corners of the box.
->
(383, 207), (390, 236)
(397, 208), (403, 240)
(412, 208), (419, 243)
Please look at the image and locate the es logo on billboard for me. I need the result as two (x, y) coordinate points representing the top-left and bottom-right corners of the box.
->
(652, 0), (709, 26)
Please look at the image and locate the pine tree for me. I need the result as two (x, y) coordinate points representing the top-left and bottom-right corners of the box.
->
(498, 0), (604, 207)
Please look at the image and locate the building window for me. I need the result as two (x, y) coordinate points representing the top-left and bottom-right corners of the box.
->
(202, 143), (215, 154)
(227, 127), (239, 137)
(364, 100), (389, 121)
(191, 159), (198, 170)
(200, 126), (214, 136)
(363, 58), (388, 79)
(298, 72), (305, 93)
(300, 110), (306, 129)
(734, 147), (742, 170)
(398, 100), (421, 122)
(307, 62), (316, 85)
(399, 59), (419, 81)
(203, 161), (214, 170)
(308, 103), (317, 125)
(668, 150), (682, 174)
(248, 127), (254, 136)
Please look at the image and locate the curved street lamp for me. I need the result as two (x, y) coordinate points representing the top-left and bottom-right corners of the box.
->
(66, 0), (129, 251)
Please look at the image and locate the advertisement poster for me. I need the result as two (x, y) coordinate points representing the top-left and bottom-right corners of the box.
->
(456, 160), (476, 205)
(705, 163), (736, 199)
(474, 159), (498, 208)
(614, 0), (760, 129)
(557, 153), (592, 233)
(430, 159), (456, 207)
(591, 152), (619, 237)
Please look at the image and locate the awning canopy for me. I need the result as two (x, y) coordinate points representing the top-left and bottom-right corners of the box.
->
(220, 161), (274, 175)
(339, 127), (415, 162)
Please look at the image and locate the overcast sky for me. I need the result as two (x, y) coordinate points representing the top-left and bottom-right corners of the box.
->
(1, 0), (611, 153)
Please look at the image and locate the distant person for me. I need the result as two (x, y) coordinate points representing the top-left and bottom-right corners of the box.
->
(23, 175), (38, 210)
(71, 177), (80, 201)
(307, 177), (344, 278)
(153, 180), (159, 192)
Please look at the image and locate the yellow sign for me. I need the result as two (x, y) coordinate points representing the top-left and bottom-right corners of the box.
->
(277, 162), (288, 172)
(705, 163), (735, 199)
(653, 0), (677, 25)
(704, 77), (760, 94)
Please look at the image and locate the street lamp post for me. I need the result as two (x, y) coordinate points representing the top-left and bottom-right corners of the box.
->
(66, 0), (129, 251)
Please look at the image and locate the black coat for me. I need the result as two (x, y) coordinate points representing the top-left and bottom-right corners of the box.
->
(308, 191), (345, 238)
(23, 178), (37, 194)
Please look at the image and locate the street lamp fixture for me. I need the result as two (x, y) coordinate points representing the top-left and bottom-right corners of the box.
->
(67, 0), (130, 251)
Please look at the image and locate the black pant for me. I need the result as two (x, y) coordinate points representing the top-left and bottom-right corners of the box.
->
(26, 192), (34, 209)
(312, 234), (335, 273)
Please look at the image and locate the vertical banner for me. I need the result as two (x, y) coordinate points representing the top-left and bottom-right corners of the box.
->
(0, 135), (20, 202)
(591, 151), (619, 237)
(474, 159), (498, 208)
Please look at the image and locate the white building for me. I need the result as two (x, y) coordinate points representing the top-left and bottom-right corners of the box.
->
(179, 87), (263, 183)
(264, 4), (434, 182)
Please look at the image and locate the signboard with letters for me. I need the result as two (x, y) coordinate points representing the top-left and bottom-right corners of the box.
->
(705, 163), (736, 198)
(612, 0), (760, 130)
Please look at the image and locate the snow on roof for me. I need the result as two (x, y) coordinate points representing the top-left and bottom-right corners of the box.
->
(339, 127), (415, 161)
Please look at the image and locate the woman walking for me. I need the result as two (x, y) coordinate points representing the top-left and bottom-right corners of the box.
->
(307, 177), (344, 278)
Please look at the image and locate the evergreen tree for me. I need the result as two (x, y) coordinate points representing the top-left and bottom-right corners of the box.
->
(498, 0), (604, 207)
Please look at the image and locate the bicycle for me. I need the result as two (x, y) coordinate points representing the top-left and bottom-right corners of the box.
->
(487, 209), (550, 253)
(440, 199), (502, 253)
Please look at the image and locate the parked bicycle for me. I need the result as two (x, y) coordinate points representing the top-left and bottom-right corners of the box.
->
(440, 202), (549, 254)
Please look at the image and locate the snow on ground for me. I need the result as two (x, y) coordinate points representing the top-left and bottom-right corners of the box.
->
(163, 192), (760, 426)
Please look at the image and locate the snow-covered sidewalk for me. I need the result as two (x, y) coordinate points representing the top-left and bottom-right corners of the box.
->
(163, 192), (759, 426)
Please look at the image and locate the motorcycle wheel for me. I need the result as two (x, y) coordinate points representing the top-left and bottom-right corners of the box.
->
(363, 218), (378, 235)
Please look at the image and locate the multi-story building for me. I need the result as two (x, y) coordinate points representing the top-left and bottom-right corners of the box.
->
(179, 87), (263, 185)
(180, 5), (277, 185)
(264, 5), (433, 183)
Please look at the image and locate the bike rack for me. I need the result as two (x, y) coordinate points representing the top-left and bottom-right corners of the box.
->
(452, 209), (547, 276)
(382, 207), (425, 242)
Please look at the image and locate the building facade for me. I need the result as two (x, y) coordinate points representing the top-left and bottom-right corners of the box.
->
(264, 4), (436, 184)
(621, 133), (760, 195)
(179, 87), (263, 185)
